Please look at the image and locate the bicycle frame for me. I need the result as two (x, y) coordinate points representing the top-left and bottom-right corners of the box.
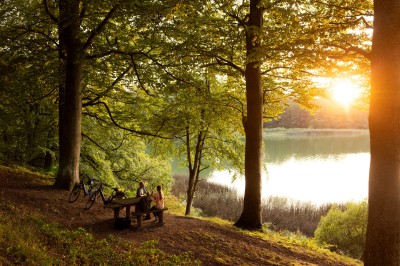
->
(98, 186), (107, 204)
(69, 176), (97, 203)
(81, 179), (91, 196)
(85, 185), (124, 210)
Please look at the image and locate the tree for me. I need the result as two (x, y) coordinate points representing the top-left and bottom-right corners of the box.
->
(233, 0), (264, 230)
(54, 0), (83, 189)
(364, 0), (400, 264)
(171, 82), (244, 216)
(52, 0), (120, 190)
(136, 66), (245, 215)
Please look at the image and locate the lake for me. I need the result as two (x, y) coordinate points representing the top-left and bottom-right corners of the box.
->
(207, 130), (370, 206)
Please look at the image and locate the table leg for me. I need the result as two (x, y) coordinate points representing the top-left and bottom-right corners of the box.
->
(113, 208), (120, 219)
(137, 214), (142, 227)
(158, 211), (164, 223)
(126, 205), (131, 219)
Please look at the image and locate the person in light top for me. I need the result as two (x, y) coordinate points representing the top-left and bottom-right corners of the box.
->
(136, 181), (147, 197)
(151, 185), (164, 222)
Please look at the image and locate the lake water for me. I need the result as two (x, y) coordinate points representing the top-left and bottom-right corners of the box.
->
(207, 131), (370, 205)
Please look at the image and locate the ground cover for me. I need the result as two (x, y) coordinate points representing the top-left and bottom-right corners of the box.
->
(0, 166), (362, 265)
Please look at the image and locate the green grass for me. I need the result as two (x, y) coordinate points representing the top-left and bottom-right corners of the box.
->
(0, 202), (199, 265)
(188, 216), (361, 265)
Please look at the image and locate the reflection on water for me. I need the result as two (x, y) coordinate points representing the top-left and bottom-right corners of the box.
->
(208, 132), (370, 205)
(265, 133), (370, 163)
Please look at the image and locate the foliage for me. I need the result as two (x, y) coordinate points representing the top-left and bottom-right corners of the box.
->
(0, 0), (179, 189)
(80, 116), (173, 195)
(314, 201), (368, 259)
(0, 1), (58, 167)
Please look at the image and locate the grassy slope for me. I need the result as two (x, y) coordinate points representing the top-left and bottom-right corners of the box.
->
(0, 166), (362, 265)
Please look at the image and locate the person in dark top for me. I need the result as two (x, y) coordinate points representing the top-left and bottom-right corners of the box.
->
(136, 181), (151, 220)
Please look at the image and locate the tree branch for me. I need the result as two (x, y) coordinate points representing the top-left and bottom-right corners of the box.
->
(228, 12), (247, 28)
(82, 132), (107, 151)
(328, 44), (371, 60)
(42, 0), (57, 23)
(82, 4), (119, 51)
(83, 64), (133, 107)
(202, 56), (245, 76)
(93, 101), (173, 139)
(130, 55), (153, 95)
(79, 0), (89, 20)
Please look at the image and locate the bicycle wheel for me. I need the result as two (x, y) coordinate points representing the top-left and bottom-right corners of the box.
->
(85, 190), (97, 210)
(69, 184), (81, 203)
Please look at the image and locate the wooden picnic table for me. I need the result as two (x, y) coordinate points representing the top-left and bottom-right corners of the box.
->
(107, 197), (142, 219)
(106, 196), (168, 229)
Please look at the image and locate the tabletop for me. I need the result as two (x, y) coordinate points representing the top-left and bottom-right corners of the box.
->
(112, 197), (141, 206)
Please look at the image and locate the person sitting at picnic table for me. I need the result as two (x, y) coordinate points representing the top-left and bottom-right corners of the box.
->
(136, 181), (151, 220)
(150, 185), (164, 222)
(136, 181), (147, 197)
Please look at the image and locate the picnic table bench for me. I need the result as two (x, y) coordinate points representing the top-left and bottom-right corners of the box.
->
(105, 197), (168, 229)
(132, 207), (169, 227)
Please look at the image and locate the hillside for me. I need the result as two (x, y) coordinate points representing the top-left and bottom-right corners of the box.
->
(0, 166), (362, 265)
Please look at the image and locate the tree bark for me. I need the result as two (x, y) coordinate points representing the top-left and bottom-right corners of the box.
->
(54, 0), (82, 190)
(234, 0), (263, 230)
(185, 129), (204, 215)
(364, 0), (400, 264)
(185, 169), (196, 216)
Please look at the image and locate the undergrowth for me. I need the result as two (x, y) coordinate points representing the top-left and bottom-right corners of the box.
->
(172, 173), (336, 236)
(0, 202), (199, 266)
(193, 215), (361, 265)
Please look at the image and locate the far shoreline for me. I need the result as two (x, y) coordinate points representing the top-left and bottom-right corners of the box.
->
(264, 128), (369, 136)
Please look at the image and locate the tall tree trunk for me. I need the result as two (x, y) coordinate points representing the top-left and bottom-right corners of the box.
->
(54, 0), (82, 190)
(185, 169), (196, 215)
(364, 0), (400, 264)
(234, 0), (263, 230)
(185, 129), (204, 215)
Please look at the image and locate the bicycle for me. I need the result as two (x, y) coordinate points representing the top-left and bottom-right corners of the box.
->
(68, 176), (98, 203)
(85, 183), (126, 210)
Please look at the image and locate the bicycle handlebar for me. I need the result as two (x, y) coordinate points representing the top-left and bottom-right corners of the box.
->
(82, 176), (124, 194)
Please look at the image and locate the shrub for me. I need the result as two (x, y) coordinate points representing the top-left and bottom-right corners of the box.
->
(314, 200), (367, 259)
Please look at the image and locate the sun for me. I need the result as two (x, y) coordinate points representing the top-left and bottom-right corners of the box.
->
(330, 79), (361, 107)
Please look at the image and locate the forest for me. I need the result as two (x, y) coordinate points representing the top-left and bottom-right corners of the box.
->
(1, 0), (400, 264)
(265, 99), (368, 129)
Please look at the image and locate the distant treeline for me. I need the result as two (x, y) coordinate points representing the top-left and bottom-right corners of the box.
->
(265, 99), (368, 129)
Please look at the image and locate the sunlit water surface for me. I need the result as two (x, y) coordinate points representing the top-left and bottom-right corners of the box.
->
(208, 132), (370, 205)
